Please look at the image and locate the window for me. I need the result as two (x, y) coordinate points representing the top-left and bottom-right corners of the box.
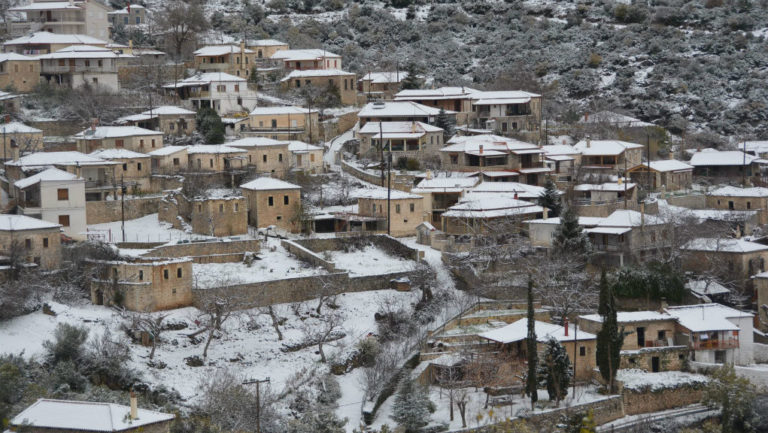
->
(219, 204), (224, 213)
(579, 346), (586, 356)
(209, 159), (214, 168)
(93, 77), (98, 84)
(43, 238), (48, 248)
(295, 80), (301, 87)
(137, 163), (142, 171)
(278, 153), (283, 162)
(284, 195), (289, 205)
(122, 163), (128, 171)
(410, 203), (415, 212)
(395, 204), (401, 213)
(151, 139), (156, 147)
(57, 188), (68, 200)
(198, 204), (202, 212)
(450, 154), (458, 164)
(268, 196), (274, 206)
(169, 124), (174, 131)
(217, 84), (226, 92)
(729, 201), (734, 210)
(234, 84), (240, 91)
(271, 119), (277, 128)
(177, 268), (183, 278)
(84, 60), (90, 67)
(658, 330), (666, 341)
(344, 79), (348, 90)
(234, 203), (239, 212)
(163, 269), (169, 279)
(276, 215), (282, 220)
(58, 59), (65, 66)
(115, 139), (124, 147)
(173, 158), (179, 166)
(136, 16), (140, 24)
(748, 201), (752, 209)
(139, 139), (144, 148)
(262, 154), (267, 163)
(25, 238), (31, 249)
(310, 154), (315, 162)
(58, 215), (70, 227)
(138, 270), (143, 281)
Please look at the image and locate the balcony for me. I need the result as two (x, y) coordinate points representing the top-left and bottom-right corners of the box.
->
(690, 339), (739, 350)
(41, 65), (118, 74)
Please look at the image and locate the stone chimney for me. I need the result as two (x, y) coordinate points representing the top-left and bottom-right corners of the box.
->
(659, 297), (668, 312)
(586, 135), (591, 148)
(478, 144), (483, 155)
(128, 39), (134, 56)
(542, 207), (548, 219)
(90, 118), (98, 130)
(129, 391), (138, 420)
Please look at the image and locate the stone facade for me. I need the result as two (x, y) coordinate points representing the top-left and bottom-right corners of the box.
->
(247, 109), (320, 143)
(241, 183), (301, 232)
(620, 346), (688, 372)
(228, 141), (291, 176)
(706, 193), (768, 225)
(77, 132), (163, 154)
(159, 191), (247, 237)
(621, 386), (704, 416)
(357, 196), (425, 237)
(280, 71), (357, 105)
(88, 257), (193, 312)
(85, 196), (162, 225)
(0, 57), (40, 92)
(0, 225), (61, 270)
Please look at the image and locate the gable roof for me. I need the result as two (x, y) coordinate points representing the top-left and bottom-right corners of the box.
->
(4, 32), (107, 46)
(689, 150), (757, 167)
(573, 139), (644, 156)
(665, 304), (751, 332)
(470, 90), (541, 106)
(360, 71), (408, 84)
(357, 101), (449, 118)
(0, 214), (61, 231)
(88, 149), (150, 160)
(0, 121), (42, 134)
(642, 160), (694, 172)
(682, 237), (768, 253)
(479, 319), (596, 344)
(441, 134), (539, 154)
(14, 167), (81, 189)
(708, 186), (768, 198)
(148, 145), (187, 156)
(75, 126), (160, 139)
(395, 86), (478, 101)
(469, 181), (547, 199)
(249, 106), (317, 116)
(194, 45), (254, 56)
(226, 137), (288, 148)
(37, 45), (119, 60)
(597, 209), (663, 227)
(240, 177), (301, 191)
(6, 151), (113, 168)
(163, 72), (246, 88)
(186, 144), (245, 154)
(271, 49), (340, 61)
(10, 398), (174, 432)
(280, 69), (354, 81)
(358, 121), (443, 138)
(443, 192), (543, 218)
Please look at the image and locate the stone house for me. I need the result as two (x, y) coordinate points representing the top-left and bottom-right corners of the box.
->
(542, 144), (580, 183)
(439, 135), (550, 185)
(0, 121), (44, 162)
(38, 45), (120, 92)
(9, 0), (111, 41)
(0, 214), (61, 270)
(271, 48), (342, 71)
(288, 140), (324, 173)
(584, 209), (665, 267)
(240, 177), (302, 232)
(357, 121), (444, 162)
(689, 150), (759, 179)
(357, 101), (449, 127)
(116, 106), (197, 136)
(226, 137), (290, 176)
(88, 256), (193, 311)
(479, 319), (597, 381)
(280, 69), (357, 105)
(468, 91), (542, 141)
(681, 237), (768, 289)
(2, 32), (108, 55)
(411, 176), (479, 226)
(359, 71), (407, 100)
(247, 39), (289, 59)
(10, 397), (175, 433)
(186, 144), (247, 172)
(441, 192), (545, 235)
(572, 181), (639, 216)
(163, 72), (257, 115)
(75, 125), (163, 154)
(355, 189), (425, 237)
(573, 138), (644, 174)
(247, 106), (320, 143)
(14, 168), (86, 240)
(193, 43), (256, 79)
(148, 145), (188, 174)
(706, 186), (768, 225)
(0, 53), (39, 92)
(628, 159), (694, 192)
(394, 87), (476, 124)
(88, 149), (152, 193)
(108, 4), (147, 28)
(752, 271), (768, 332)
(526, 215), (604, 249)
(160, 189), (247, 237)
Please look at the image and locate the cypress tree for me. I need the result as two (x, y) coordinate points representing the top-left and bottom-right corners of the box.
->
(537, 178), (562, 217)
(596, 270), (623, 393)
(553, 206), (591, 255)
(538, 337), (572, 405)
(400, 63), (423, 90)
(525, 276), (538, 409)
(434, 108), (454, 141)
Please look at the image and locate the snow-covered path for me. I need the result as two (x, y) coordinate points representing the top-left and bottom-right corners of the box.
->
(324, 127), (356, 168)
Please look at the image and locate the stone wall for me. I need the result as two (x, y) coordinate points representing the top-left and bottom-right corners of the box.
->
(691, 361), (768, 391)
(622, 386), (704, 415)
(86, 196), (163, 224)
(621, 346), (688, 372)
(340, 159), (416, 192)
(150, 175), (184, 193)
(281, 239), (336, 271)
(521, 396), (625, 432)
(142, 239), (260, 261)
(754, 342), (768, 363)
(293, 235), (421, 261)
(666, 193), (706, 209)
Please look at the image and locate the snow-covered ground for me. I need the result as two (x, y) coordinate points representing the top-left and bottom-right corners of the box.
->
(328, 245), (415, 277)
(616, 369), (709, 392)
(87, 214), (215, 244)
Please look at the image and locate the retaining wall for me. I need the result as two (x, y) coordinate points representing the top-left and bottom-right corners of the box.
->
(293, 235), (421, 261)
(282, 239), (336, 272)
(86, 196), (164, 224)
(142, 239), (260, 263)
(622, 386), (704, 415)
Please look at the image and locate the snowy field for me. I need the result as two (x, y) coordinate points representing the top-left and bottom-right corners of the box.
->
(87, 214), (217, 244)
(327, 245), (416, 277)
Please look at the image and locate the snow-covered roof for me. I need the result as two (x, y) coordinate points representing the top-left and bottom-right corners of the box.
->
(240, 177), (301, 191)
(226, 137), (288, 148)
(744, 141), (768, 154)
(578, 111), (654, 127)
(412, 177), (478, 193)
(247, 39), (287, 47)
(186, 144), (245, 154)
(708, 186), (768, 198)
(89, 149), (150, 160)
(108, 4), (146, 14)
(541, 144), (579, 156)
(574, 182), (636, 192)
(682, 237), (768, 253)
(287, 141), (322, 152)
(10, 398), (174, 432)
(526, 216), (605, 226)
(573, 139), (643, 156)
(469, 181), (547, 198)
(358, 101), (449, 118)
(479, 319), (596, 344)
(140, 106), (195, 116)
(249, 106), (317, 115)
(580, 311), (674, 324)
(0, 214), (60, 231)
(686, 280), (731, 297)
(0, 121), (41, 134)
(395, 86), (478, 101)
(194, 45), (254, 56)
(470, 90), (540, 106)
(75, 126), (160, 139)
(11, 2), (83, 11)
(0, 52), (36, 62)
(443, 192), (543, 219)
(597, 209), (663, 227)
(280, 68), (354, 81)
(689, 150), (757, 167)
(271, 48), (340, 61)
(37, 45), (118, 59)
(6, 151), (113, 168)
(665, 304), (751, 332)
(358, 121), (443, 138)
(14, 167), (81, 189)
(163, 72), (246, 88)
(4, 32), (107, 46)
(641, 160), (694, 172)
(441, 134), (538, 154)
(360, 71), (408, 84)
(147, 145), (187, 157)
(353, 188), (422, 200)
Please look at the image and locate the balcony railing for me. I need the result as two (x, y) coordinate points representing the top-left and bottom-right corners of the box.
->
(690, 339), (739, 350)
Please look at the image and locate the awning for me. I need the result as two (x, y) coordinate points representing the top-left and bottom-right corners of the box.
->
(472, 97), (531, 105)
(585, 227), (631, 235)
(517, 167), (551, 174)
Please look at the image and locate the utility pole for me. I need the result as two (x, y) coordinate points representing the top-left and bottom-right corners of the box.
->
(623, 155), (628, 210)
(646, 132), (651, 193)
(243, 377), (270, 433)
(743, 140), (747, 187)
(121, 176), (126, 243)
(387, 152), (392, 236)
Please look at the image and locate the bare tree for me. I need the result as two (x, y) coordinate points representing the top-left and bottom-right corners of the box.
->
(159, 0), (209, 60)
(193, 286), (243, 359)
(300, 310), (346, 363)
(314, 274), (339, 315)
(530, 252), (596, 324)
(121, 309), (169, 360)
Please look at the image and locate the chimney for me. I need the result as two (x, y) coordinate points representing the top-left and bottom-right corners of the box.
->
(91, 118), (98, 131)
(128, 39), (133, 56)
(542, 207), (548, 219)
(129, 391), (138, 420)
(660, 297), (668, 312)
(478, 144), (483, 155)
(514, 192), (518, 200)
(426, 169), (433, 180)
(564, 316), (569, 336)
(584, 112), (589, 122)
(586, 135), (591, 148)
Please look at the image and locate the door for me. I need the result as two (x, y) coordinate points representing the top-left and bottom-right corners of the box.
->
(651, 356), (660, 372)
(715, 350), (726, 364)
(637, 327), (646, 348)
(296, 154), (302, 166)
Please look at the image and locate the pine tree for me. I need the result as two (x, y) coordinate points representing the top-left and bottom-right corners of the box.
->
(400, 63), (423, 90)
(537, 178), (562, 217)
(596, 270), (623, 393)
(195, 107), (225, 144)
(538, 337), (572, 405)
(553, 206), (591, 255)
(391, 379), (431, 432)
(434, 108), (454, 141)
(525, 276), (538, 410)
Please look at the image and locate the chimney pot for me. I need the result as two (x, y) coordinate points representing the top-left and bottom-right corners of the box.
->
(564, 316), (569, 336)
(129, 391), (138, 420)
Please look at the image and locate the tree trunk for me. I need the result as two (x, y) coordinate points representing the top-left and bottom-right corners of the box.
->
(149, 339), (156, 360)
(458, 402), (467, 428)
(316, 296), (324, 315)
(449, 392), (454, 421)
(268, 306), (283, 341)
(318, 341), (326, 363)
(202, 327), (215, 359)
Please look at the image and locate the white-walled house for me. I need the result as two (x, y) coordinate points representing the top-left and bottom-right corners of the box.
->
(37, 45), (121, 92)
(14, 168), (87, 240)
(163, 72), (257, 115)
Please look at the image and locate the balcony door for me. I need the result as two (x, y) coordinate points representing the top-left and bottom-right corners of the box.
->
(636, 327), (646, 348)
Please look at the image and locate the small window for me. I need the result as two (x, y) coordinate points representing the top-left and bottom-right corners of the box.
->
(163, 269), (169, 279)
(234, 84), (239, 92)
(122, 163), (128, 171)
(276, 215), (282, 220)
(151, 139), (156, 147)
(579, 346), (586, 356)
(209, 159), (214, 168)
(173, 158), (180, 166)
(198, 204), (202, 212)
(283, 195), (289, 205)
(57, 188), (68, 200)
(138, 270), (143, 281)
(43, 238), (48, 248)
(115, 139), (124, 147)
(748, 201), (752, 209)
(25, 238), (31, 249)
(219, 204), (224, 213)
(268, 196), (274, 206)
(84, 60), (89, 67)
(58, 215), (70, 227)
(658, 330), (666, 340)
(410, 203), (415, 212)
(137, 163), (142, 171)
(310, 154), (315, 162)
(234, 203), (239, 212)
(395, 204), (401, 213)
(177, 268), (183, 278)
(92, 77), (98, 84)
(278, 153), (283, 162)
(262, 154), (267, 163)
(139, 139), (144, 148)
